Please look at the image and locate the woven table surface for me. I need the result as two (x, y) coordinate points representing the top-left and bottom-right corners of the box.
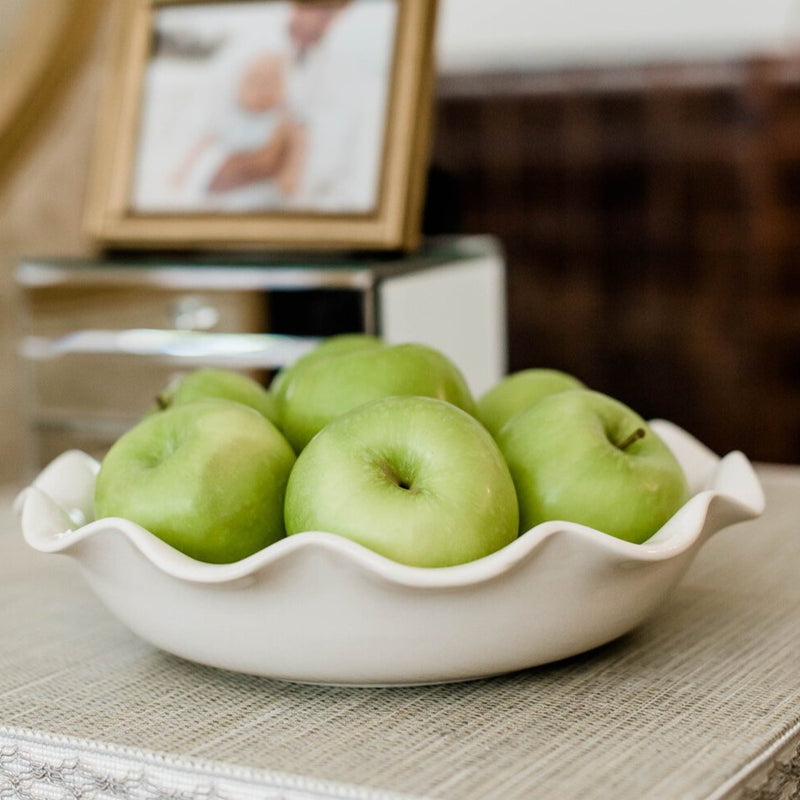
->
(1, 466), (798, 800)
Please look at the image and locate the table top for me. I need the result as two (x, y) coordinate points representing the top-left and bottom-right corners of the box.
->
(1, 465), (799, 800)
(16, 236), (500, 292)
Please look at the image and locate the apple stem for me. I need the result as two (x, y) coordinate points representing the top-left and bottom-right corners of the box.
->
(617, 428), (646, 451)
(155, 394), (168, 410)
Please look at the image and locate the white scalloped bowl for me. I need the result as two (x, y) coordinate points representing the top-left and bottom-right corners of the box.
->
(15, 420), (764, 686)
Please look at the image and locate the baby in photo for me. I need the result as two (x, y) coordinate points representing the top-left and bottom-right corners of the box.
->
(172, 51), (306, 210)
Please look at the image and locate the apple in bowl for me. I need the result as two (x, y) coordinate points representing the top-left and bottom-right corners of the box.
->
(477, 368), (585, 438)
(94, 399), (295, 563)
(273, 339), (477, 452)
(156, 367), (280, 425)
(497, 389), (690, 542)
(284, 395), (519, 567)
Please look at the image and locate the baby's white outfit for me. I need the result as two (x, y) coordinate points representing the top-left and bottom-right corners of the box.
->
(187, 98), (285, 211)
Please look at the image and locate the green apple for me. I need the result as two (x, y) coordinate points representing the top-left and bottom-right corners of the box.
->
(497, 389), (690, 543)
(284, 396), (519, 567)
(477, 368), (585, 437)
(94, 399), (295, 563)
(157, 368), (279, 426)
(270, 333), (383, 399)
(277, 342), (477, 452)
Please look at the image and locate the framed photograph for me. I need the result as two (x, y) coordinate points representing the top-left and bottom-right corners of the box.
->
(85, 0), (438, 251)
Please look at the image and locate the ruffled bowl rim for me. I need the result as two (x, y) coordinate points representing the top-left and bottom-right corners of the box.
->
(16, 419), (765, 590)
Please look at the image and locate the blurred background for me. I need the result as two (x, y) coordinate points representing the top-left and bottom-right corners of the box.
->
(2, 0), (800, 484)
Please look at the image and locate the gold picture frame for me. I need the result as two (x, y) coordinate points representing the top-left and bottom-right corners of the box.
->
(85, 0), (437, 251)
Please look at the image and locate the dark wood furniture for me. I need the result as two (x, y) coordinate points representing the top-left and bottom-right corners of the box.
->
(430, 58), (800, 463)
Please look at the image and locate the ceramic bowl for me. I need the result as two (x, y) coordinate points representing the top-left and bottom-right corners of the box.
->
(16, 420), (764, 685)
